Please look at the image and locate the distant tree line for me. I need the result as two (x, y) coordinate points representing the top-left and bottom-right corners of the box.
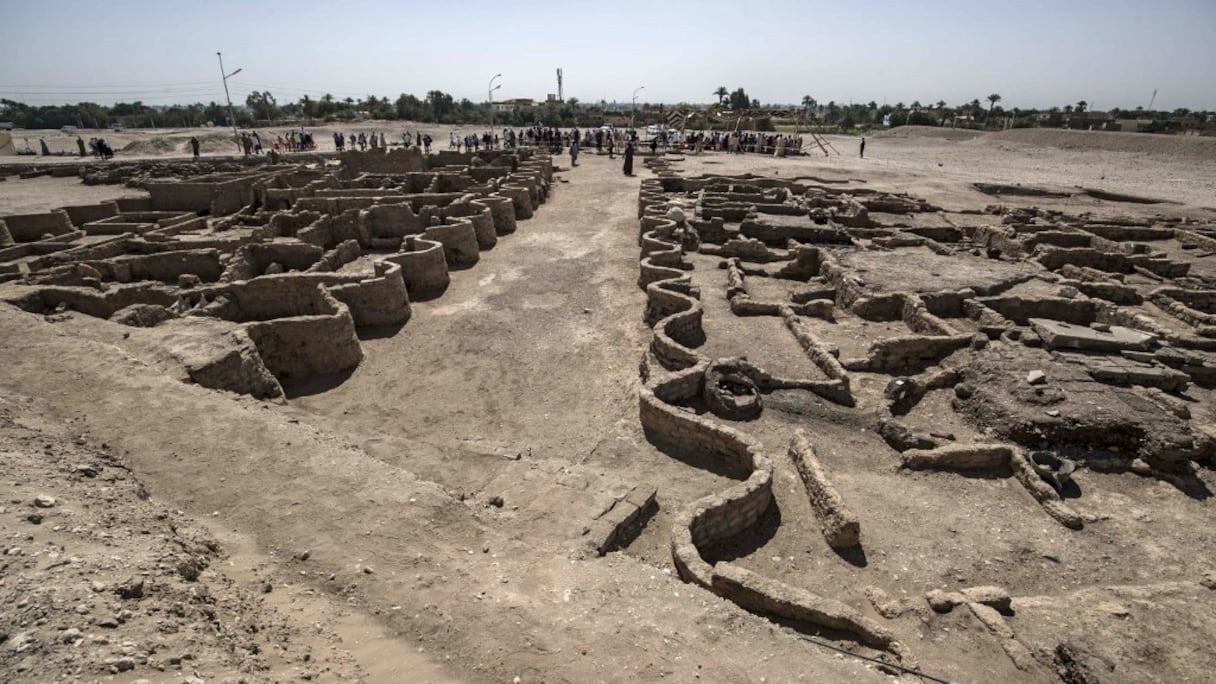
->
(1, 90), (1209, 133)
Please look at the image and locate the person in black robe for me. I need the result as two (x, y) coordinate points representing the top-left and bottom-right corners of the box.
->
(623, 140), (634, 176)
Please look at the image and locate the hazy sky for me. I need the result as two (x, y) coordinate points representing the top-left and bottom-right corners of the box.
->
(2, 0), (1213, 111)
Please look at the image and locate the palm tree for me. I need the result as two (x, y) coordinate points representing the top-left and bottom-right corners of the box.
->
(713, 87), (728, 105)
(911, 100), (922, 111)
(987, 93), (1001, 121)
(935, 100), (947, 111)
(1076, 100), (1088, 113)
(300, 95), (315, 122)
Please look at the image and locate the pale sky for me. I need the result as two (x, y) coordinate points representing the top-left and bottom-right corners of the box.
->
(2, 0), (1214, 111)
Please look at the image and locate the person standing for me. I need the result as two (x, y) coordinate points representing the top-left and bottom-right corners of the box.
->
(569, 137), (579, 167)
(859, 137), (866, 159)
(623, 140), (634, 176)
(189, 136), (200, 159)
(607, 134), (615, 159)
(76, 136), (86, 157)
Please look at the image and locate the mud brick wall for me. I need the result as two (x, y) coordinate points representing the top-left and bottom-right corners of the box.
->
(147, 175), (259, 216)
(645, 278), (698, 327)
(216, 275), (332, 322)
(115, 197), (153, 212)
(2, 282), (176, 318)
(244, 304), (363, 381)
(921, 289), (975, 318)
(103, 249), (223, 284)
(478, 196), (517, 236)
(848, 334), (973, 372)
(223, 243), (325, 281)
(788, 431), (859, 548)
(381, 237), (450, 295)
(2, 210), (74, 242)
(268, 211), (322, 238)
(977, 295), (1099, 326)
(443, 201), (496, 250)
(362, 203), (425, 240)
(1175, 228), (1216, 252)
(324, 261), (411, 328)
(850, 292), (907, 321)
(307, 240), (361, 273)
(709, 564), (894, 650)
(1082, 224), (1174, 241)
(339, 147), (425, 175)
(63, 202), (119, 228)
(424, 220), (479, 266)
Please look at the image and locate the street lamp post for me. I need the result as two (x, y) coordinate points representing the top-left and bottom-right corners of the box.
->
(631, 86), (645, 131)
(216, 52), (242, 153)
(488, 73), (502, 130)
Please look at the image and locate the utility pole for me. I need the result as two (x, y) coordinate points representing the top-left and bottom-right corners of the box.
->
(488, 73), (502, 128)
(216, 52), (242, 153)
(631, 86), (645, 131)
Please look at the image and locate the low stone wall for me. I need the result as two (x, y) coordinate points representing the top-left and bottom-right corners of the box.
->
(324, 261), (412, 328)
(382, 237), (450, 295)
(2, 210), (74, 242)
(844, 334), (973, 372)
(244, 290), (363, 382)
(479, 195), (517, 235)
(424, 219), (479, 266)
(787, 431), (860, 549)
(63, 202), (119, 228)
(444, 201), (496, 250)
(222, 242), (324, 281)
(101, 249), (223, 284)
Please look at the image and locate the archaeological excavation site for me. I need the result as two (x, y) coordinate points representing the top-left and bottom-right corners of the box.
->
(2, 130), (1215, 684)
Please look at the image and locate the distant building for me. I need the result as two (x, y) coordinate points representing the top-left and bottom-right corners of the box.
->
(492, 98), (538, 112)
(1063, 111), (1116, 131)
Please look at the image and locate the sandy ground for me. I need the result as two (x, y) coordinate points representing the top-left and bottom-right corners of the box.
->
(2, 126), (1216, 683)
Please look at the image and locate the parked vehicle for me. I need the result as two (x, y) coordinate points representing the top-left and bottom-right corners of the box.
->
(60, 125), (78, 134)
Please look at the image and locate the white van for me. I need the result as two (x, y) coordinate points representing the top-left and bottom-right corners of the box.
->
(60, 125), (78, 134)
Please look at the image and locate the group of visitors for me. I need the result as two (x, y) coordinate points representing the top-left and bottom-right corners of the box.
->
(75, 136), (114, 159)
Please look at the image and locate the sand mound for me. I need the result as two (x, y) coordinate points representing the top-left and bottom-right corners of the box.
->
(120, 137), (184, 155)
(973, 128), (1216, 160)
(868, 126), (985, 142)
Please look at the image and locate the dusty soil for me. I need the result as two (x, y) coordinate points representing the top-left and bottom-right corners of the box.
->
(2, 125), (1216, 683)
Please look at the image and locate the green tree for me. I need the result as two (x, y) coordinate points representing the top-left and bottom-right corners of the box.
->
(1076, 100), (1088, 113)
(728, 87), (751, 111)
(986, 93), (1001, 122)
(714, 86), (728, 105)
(245, 91), (278, 124)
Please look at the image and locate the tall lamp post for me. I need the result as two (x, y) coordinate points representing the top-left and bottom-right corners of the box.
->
(488, 73), (502, 129)
(631, 86), (645, 131)
(216, 52), (242, 153)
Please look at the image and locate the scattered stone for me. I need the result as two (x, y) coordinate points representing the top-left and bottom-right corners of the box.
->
(25, 512), (43, 524)
(116, 577), (145, 600)
(960, 585), (1012, 613)
(953, 383), (975, 399)
(1201, 571), (1216, 590)
(1026, 370), (1047, 385)
(488, 496), (504, 508)
(295, 549), (311, 561)
(177, 558), (201, 582)
(925, 589), (964, 613)
(362, 565), (375, 575)
(59, 628), (82, 644)
(33, 494), (57, 508)
(1058, 285), (1079, 299)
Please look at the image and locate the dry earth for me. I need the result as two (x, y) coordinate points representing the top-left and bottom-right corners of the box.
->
(2, 125), (1215, 683)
